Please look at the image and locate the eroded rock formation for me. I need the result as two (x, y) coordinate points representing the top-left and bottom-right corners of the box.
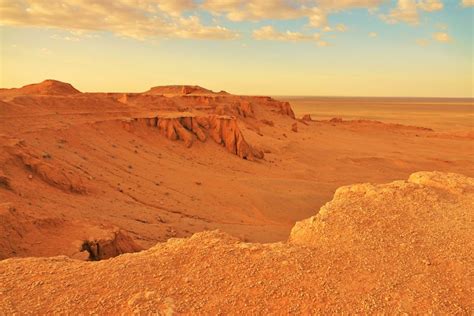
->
(81, 229), (143, 261)
(124, 114), (264, 160)
(144, 85), (215, 95)
(302, 114), (313, 121)
(12, 147), (88, 194)
(3, 80), (82, 96)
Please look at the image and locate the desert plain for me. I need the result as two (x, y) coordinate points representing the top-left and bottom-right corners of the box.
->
(0, 80), (473, 314)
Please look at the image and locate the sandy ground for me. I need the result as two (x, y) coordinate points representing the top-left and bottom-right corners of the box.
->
(1, 171), (472, 314)
(0, 81), (473, 260)
(281, 96), (473, 132)
(0, 80), (473, 314)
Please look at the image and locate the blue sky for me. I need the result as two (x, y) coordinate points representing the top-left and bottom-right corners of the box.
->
(0, 0), (472, 96)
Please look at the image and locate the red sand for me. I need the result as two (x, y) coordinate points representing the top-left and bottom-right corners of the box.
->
(0, 80), (473, 313)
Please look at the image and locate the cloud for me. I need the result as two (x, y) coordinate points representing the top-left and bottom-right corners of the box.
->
(461, 0), (474, 6)
(418, 0), (443, 11)
(203, 0), (306, 21)
(308, 7), (328, 28)
(50, 34), (81, 42)
(381, 0), (443, 25)
(253, 25), (320, 41)
(382, 0), (420, 24)
(315, 0), (382, 10)
(322, 23), (348, 32)
(0, 0), (454, 42)
(0, 0), (237, 40)
(433, 32), (451, 42)
(369, 32), (378, 37)
(203, 0), (383, 28)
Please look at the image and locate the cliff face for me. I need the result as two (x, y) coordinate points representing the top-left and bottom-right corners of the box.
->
(123, 114), (264, 160)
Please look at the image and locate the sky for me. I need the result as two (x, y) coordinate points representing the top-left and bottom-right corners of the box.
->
(0, 0), (473, 97)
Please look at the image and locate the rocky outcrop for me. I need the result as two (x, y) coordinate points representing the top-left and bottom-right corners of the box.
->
(252, 97), (295, 118)
(144, 85), (215, 95)
(278, 101), (296, 118)
(290, 171), (474, 250)
(80, 229), (143, 261)
(329, 117), (343, 123)
(7, 80), (81, 96)
(291, 122), (298, 132)
(0, 202), (141, 261)
(123, 114), (263, 160)
(5, 144), (88, 194)
(302, 114), (313, 121)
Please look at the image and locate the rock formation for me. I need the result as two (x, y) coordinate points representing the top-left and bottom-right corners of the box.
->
(302, 114), (313, 121)
(7, 80), (81, 95)
(329, 117), (343, 123)
(291, 122), (298, 132)
(124, 114), (264, 160)
(144, 85), (215, 95)
(12, 147), (88, 194)
(290, 172), (474, 282)
(80, 229), (143, 261)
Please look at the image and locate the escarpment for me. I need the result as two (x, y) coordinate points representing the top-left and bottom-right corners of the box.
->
(123, 114), (264, 160)
(113, 88), (295, 120)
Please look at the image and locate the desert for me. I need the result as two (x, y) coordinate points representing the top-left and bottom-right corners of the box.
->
(0, 79), (473, 313)
(1, 0), (473, 313)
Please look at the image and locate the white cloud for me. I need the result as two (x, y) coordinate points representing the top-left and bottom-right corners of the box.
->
(203, 0), (306, 21)
(0, 0), (237, 40)
(433, 32), (451, 42)
(253, 25), (320, 42)
(203, 0), (383, 28)
(0, 0), (455, 42)
(382, 0), (420, 25)
(308, 7), (328, 28)
(418, 0), (443, 11)
(322, 23), (348, 32)
(50, 34), (81, 42)
(381, 0), (444, 25)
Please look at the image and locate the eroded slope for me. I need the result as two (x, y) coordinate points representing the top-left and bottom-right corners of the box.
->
(1, 172), (472, 314)
(1, 80), (473, 260)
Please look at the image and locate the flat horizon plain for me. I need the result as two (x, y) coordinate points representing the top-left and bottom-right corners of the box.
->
(276, 96), (473, 132)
